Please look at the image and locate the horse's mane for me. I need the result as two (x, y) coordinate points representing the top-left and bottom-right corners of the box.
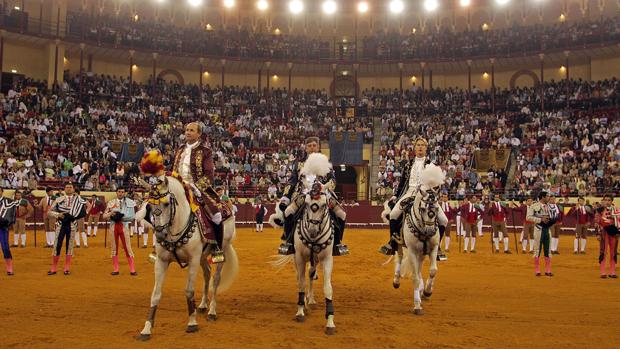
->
(165, 172), (200, 213)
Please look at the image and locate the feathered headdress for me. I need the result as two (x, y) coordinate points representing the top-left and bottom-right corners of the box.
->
(419, 163), (445, 190)
(140, 150), (165, 176)
(300, 153), (332, 177)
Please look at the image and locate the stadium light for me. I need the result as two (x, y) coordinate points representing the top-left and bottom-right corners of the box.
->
(322, 0), (337, 15)
(357, 1), (369, 13)
(289, 0), (304, 14)
(389, 0), (404, 14)
(154, 0), (166, 4)
(424, 0), (439, 12)
(187, 0), (203, 7)
(460, 0), (471, 7)
(257, 0), (269, 11)
(223, 0), (235, 8)
(496, 0), (510, 5)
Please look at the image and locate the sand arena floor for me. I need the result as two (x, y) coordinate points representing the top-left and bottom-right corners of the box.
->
(1, 227), (619, 348)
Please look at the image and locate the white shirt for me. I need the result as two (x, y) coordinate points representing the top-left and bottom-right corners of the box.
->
(408, 157), (426, 190)
(179, 141), (199, 184)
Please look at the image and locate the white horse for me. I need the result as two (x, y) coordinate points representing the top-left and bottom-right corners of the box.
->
(271, 153), (337, 335)
(385, 165), (447, 315)
(135, 175), (238, 341)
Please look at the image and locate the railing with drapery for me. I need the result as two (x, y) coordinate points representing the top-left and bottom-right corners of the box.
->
(3, 8), (620, 65)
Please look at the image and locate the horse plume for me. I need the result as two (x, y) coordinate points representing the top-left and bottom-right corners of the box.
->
(301, 153), (332, 177)
(419, 163), (445, 189)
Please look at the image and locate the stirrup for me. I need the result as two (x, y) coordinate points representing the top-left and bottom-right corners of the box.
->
(211, 247), (225, 264)
(148, 252), (157, 264)
(379, 243), (396, 256)
(333, 244), (349, 256)
(278, 242), (295, 255)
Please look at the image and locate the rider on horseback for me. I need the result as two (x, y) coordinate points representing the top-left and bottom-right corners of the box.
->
(379, 137), (447, 260)
(277, 137), (349, 257)
(171, 122), (225, 263)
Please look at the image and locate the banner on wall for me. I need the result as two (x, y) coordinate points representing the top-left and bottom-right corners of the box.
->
(329, 131), (364, 165)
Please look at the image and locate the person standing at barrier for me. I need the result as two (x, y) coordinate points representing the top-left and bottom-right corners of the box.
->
(476, 196), (488, 237)
(47, 183), (87, 276)
(439, 193), (455, 253)
(516, 198), (535, 254)
(132, 192), (148, 248)
(0, 187), (20, 275)
(12, 191), (32, 248)
(568, 197), (591, 254)
(253, 198), (268, 232)
(487, 195), (511, 254)
(460, 195), (480, 253)
(37, 188), (57, 248)
(87, 194), (104, 237)
(103, 187), (137, 276)
(528, 191), (557, 277)
(595, 195), (619, 278)
(548, 196), (564, 255)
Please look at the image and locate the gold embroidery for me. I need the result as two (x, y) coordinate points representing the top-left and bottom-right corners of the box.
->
(195, 147), (204, 181)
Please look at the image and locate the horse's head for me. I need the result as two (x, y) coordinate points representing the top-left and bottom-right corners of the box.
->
(302, 177), (329, 237)
(146, 175), (177, 240)
(413, 185), (441, 232)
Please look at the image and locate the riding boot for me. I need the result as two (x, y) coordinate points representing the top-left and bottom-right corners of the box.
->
(211, 223), (225, 264)
(379, 219), (400, 255)
(278, 215), (295, 255)
(332, 217), (349, 256)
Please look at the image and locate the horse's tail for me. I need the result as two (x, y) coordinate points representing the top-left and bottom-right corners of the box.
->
(380, 200), (391, 224)
(399, 250), (413, 278)
(268, 254), (294, 271)
(212, 242), (239, 295)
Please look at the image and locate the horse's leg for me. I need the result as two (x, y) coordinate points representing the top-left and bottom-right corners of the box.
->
(185, 254), (202, 333)
(294, 251), (307, 322)
(409, 248), (424, 315)
(139, 257), (170, 341)
(323, 254), (336, 335)
(393, 246), (403, 289)
(207, 259), (224, 321)
(424, 243), (439, 298)
(307, 257), (317, 307)
(198, 254), (211, 314)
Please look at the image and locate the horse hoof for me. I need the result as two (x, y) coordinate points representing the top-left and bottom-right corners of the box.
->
(423, 291), (432, 298)
(207, 314), (217, 322)
(413, 309), (424, 316)
(325, 327), (336, 335)
(186, 325), (199, 333)
(197, 307), (207, 314)
(308, 303), (318, 310)
(137, 334), (151, 341)
(393, 282), (400, 289)
(294, 315), (305, 323)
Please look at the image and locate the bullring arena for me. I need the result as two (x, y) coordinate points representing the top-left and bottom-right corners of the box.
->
(1, 223), (619, 348)
(2, 0), (620, 348)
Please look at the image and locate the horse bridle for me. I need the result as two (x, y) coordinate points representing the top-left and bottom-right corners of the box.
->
(148, 179), (200, 268)
(298, 193), (333, 253)
(149, 185), (179, 238)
